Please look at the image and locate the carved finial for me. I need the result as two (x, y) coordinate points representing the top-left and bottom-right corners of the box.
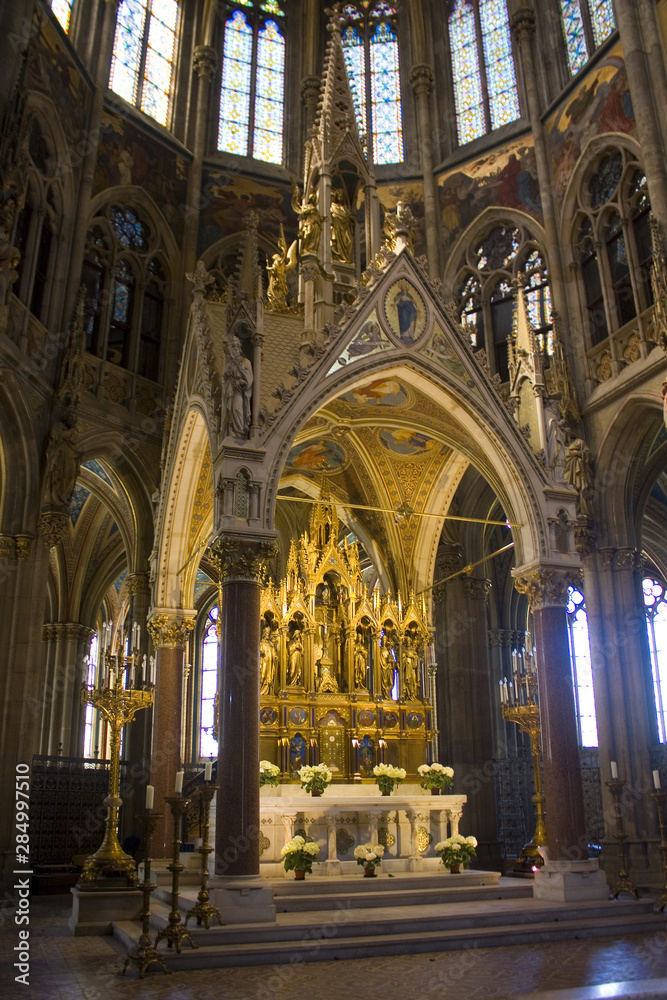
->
(186, 260), (214, 294)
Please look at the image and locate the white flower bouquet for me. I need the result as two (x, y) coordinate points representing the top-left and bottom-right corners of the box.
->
(372, 762), (407, 794)
(259, 760), (280, 788)
(280, 835), (320, 874)
(354, 842), (386, 870)
(417, 762), (454, 792)
(435, 833), (478, 870)
(297, 762), (333, 794)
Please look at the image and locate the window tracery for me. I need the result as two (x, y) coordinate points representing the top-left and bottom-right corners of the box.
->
(109, 0), (180, 127)
(217, 2), (286, 164)
(456, 224), (552, 381)
(567, 587), (598, 748)
(448, 0), (520, 146)
(81, 204), (168, 381)
(572, 150), (653, 347)
(560, 0), (616, 77)
(341, 3), (403, 165)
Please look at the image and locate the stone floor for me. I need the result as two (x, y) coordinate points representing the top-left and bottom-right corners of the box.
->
(3, 896), (667, 1000)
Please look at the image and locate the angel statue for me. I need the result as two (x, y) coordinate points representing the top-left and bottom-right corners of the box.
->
(291, 179), (322, 256)
(266, 224), (297, 311)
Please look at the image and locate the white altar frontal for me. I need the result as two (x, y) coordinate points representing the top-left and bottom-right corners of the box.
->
(257, 783), (468, 877)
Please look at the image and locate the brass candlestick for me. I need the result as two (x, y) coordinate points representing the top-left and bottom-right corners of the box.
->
(155, 796), (198, 953)
(185, 783), (223, 929)
(122, 811), (170, 979)
(78, 655), (154, 886)
(606, 778), (639, 900)
(650, 790), (667, 912)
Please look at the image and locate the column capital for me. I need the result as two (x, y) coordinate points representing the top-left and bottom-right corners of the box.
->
(409, 64), (433, 96)
(462, 577), (491, 601)
(147, 611), (196, 649)
(126, 571), (151, 597)
(193, 45), (217, 82)
(488, 628), (514, 648)
(510, 7), (536, 43)
(597, 547), (643, 572)
(209, 532), (278, 585)
(514, 567), (582, 610)
(574, 522), (596, 558)
(300, 75), (321, 107)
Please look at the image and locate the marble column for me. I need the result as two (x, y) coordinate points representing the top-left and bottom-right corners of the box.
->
(208, 532), (277, 923)
(146, 612), (195, 858)
(514, 568), (608, 900)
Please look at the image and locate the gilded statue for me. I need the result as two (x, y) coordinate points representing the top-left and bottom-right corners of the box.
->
(380, 640), (395, 699)
(353, 636), (367, 689)
(330, 188), (354, 264)
(259, 625), (278, 695)
(287, 630), (304, 686)
(266, 224), (297, 312)
(291, 180), (322, 256)
(402, 635), (420, 701)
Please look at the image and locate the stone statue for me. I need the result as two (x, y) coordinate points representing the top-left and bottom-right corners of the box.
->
(42, 407), (81, 508)
(380, 641), (395, 699)
(330, 189), (354, 264)
(259, 625), (278, 695)
(544, 398), (569, 482)
(564, 437), (594, 518)
(287, 630), (304, 686)
(292, 180), (322, 256)
(266, 224), (297, 311)
(222, 335), (253, 439)
(402, 635), (420, 701)
(353, 636), (367, 689)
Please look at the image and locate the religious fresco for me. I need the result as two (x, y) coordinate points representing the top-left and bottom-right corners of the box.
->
(339, 377), (409, 407)
(379, 428), (438, 456)
(436, 138), (542, 254)
(197, 168), (295, 255)
(285, 439), (346, 472)
(26, 10), (92, 147)
(546, 43), (635, 204)
(94, 110), (189, 241)
(425, 323), (473, 383)
(384, 280), (427, 345)
(327, 310), (394, 374)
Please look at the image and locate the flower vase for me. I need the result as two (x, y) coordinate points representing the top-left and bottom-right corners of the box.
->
(311, 788), (321, 797)
(431, 787), (440, 795)
(294, 869), (306, 880)
(449, 864), (461, 874)
(363, 866), (376, 877)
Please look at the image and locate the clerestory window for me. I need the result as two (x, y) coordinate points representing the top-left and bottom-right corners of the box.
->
(109, 0), (180, 128)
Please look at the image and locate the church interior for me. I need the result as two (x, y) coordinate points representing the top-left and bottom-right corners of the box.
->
(2, 0), (667, 995)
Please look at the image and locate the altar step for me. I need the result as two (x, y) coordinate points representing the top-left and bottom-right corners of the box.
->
(113, 883), (665, 970)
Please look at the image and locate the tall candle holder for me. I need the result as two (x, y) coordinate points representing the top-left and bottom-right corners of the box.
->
(155, 796), (198, 953)
(606, 778), (639, 900)
(185, 784), (223, 929)
(650, 790), (667, 912)
(500, 650), (546, 872)
(78, 647), (154, 886)
(122, 811), (170, 979)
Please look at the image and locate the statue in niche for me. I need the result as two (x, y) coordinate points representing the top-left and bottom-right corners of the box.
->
(292, 181), (322, 256)
(266, 224), (296, 311)
(259, 625), (278, 695)
(222, 335), (253, 439)
(353, 636), (368, 689)
(330, 189), (354, 264)
(402, 634), (420, 701)
(564, 437), (594, 518)
(42, 407), (81, 508)
(380, 640), (395, 699)
(287, 630), (304, 686)
(544, 397), (570, 483)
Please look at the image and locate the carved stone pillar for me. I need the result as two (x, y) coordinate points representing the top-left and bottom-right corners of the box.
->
(208, 532), (278, 923)
(514, 567), (608, 900)
(146, 611), (195, 857)
(409, 64), (441, 278)
(41, 622), (95, 756)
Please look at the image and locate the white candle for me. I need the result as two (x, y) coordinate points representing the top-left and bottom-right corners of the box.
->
(145, 785), (154, 809)
(175, 771), (184, 795)
(205, 761), (212, 782)
(653, 769), (662, 790)
(610, 760), (618, 780)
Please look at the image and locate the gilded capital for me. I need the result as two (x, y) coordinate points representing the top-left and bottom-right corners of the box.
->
(514, 568), (582, 610)
(409, 64), (434, 96)
(193, 45), (217, 82)
(209, 533), (278, 584)
(147, 613), (196, 649)
(127, 572), (151, 597)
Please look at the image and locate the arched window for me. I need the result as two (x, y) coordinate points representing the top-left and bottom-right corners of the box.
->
(49, 0), (74, 32)
(81, 204), (167, 381)
(456, 224), (552, 380)
(573, 150), (654, 348)
(567, 586), (598, 747)
(644, 578), (667, 744)
(198, 604), (219, 759)
(217, 2), (286, 164)
(82, 632), (100, 758)
(560, 1), (616, 76)
(341, 3), (403, 165)
(109, 0), (180, 127)
(448, 0), (520, 146)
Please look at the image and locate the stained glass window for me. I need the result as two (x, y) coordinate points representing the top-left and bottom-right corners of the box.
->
(109, 0), (179, 127)
(560, 0), (616, 76)
(590, 0), (616, 47)
(50, 0), (73, 32)
(341, 5), (403, 165)
(200, 605), (219, 758)
(449, 1), (519, 146)
(218, 4), (285, 164)
(567, 587), (598, 747)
